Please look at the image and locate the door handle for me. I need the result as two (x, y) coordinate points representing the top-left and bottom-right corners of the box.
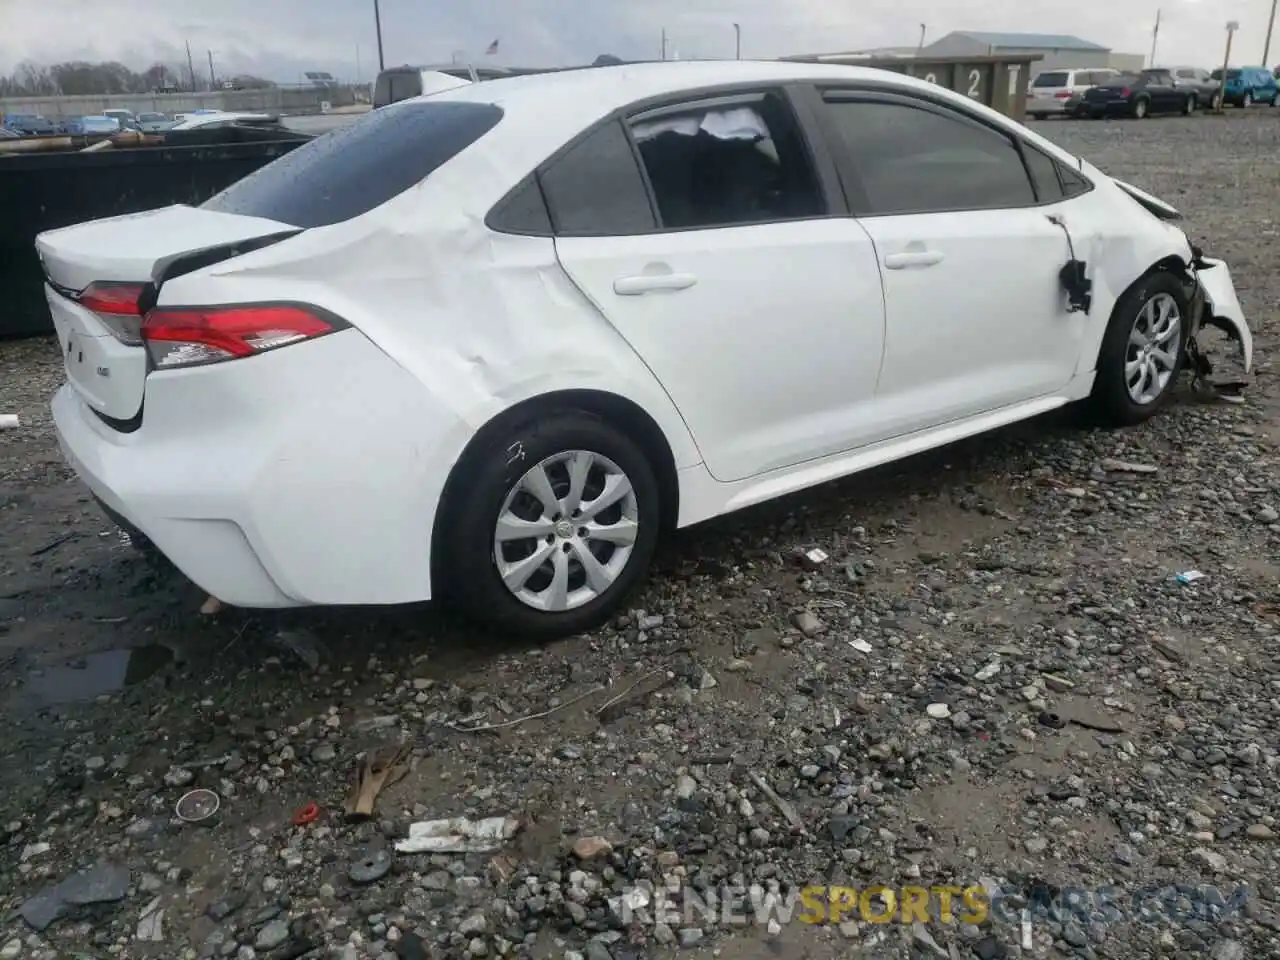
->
(613, 273), (698, 295)
(883, 250), (944, 269)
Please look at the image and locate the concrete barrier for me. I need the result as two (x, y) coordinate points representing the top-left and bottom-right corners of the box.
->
(0, 86), (358, 120)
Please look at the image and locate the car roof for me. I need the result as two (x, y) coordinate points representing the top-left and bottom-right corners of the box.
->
(391, 59), (1068, 223)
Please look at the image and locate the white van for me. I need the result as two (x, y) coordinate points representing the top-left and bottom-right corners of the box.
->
(1027, 67), (1121, 118)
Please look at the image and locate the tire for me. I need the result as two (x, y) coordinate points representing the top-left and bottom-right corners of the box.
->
(1030, 112), (1047, 120)
(1088, 272), (1190, 427)
(1212, 92), (1224, 110)
(1243, 91), (1254, 107)
(441, 410), (661, 639)
(1133, 97), (1149, 119)
(1183, 95), (1196, 116)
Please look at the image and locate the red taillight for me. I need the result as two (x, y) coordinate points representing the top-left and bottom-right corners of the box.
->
(1121, 88), (1131, 97)
(1054, 91), (1073, 99)
(141, 303), (347, 370)
(77, 281), (144, 315)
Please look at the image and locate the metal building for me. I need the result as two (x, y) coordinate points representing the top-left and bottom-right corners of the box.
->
(922, 31), (1142, 75)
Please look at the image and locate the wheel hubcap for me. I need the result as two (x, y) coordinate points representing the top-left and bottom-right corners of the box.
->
(493, 450), (640, 612)
(1125, 292), (1182, 405)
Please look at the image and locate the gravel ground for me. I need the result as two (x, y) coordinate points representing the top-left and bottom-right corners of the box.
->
(2, 110), (1280, 960)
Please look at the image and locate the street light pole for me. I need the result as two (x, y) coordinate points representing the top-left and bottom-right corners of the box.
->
(1149, 8), (1161, 68)
(1217, 20), (1239, 114)
(373, 0), (385, 72)
(733, 23), (741, 60)
(1264, 0), (1279, 67)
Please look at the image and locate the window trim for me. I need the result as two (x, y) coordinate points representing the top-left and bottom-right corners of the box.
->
(484, 80), (849, 238)
(813, 87), (1093, 217)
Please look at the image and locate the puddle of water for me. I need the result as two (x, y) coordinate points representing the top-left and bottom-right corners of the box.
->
(24, 645), (173, 706)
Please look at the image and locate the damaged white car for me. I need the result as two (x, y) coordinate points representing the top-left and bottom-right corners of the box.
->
(38, 60), (1252, 638)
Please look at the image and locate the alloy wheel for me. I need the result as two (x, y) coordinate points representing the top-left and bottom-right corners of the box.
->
(1125, 292), (1182, 405)
(493, 450), (640, 612)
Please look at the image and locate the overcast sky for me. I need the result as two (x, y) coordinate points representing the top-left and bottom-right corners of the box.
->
(0, 0), (1272, 82)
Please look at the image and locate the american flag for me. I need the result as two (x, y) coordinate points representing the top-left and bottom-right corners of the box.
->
(485, 39), (499, 55)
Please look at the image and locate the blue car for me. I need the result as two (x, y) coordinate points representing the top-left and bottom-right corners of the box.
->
(1210, 66), (1278, 106)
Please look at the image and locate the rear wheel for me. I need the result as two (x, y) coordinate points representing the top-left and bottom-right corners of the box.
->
(1243, 91), (1254, 107)
(1183, 95), (1196, 115)
(1133, 97), (1150, 119)
(1212, 92), (1224, 110)
(442, 411), (661, 639)
(1030, 112), (1047, 120)
(1089, 272), (1189, 427)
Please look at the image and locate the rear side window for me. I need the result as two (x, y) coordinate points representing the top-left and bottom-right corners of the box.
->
(1021, 144), (1093, 203)
(538, 119), (656, 235)
(1033, 72), (1069, 87)
(202, 100), (502, 228)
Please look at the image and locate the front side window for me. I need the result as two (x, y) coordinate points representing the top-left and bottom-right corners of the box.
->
(625, 92), (825, 229)
(822, 95), (1036, 216)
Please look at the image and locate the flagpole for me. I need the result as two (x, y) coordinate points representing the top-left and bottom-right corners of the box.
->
(1149, 8), (1161, 67)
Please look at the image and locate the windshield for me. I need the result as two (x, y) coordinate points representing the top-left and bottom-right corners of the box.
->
(1211, 69), (1241, 80)
(1033, 72), (1069, 87)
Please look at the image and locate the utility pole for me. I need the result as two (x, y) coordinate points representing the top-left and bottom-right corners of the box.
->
(1264, 0), (1279, 67)
(207, 50), (216, 90)
(185, 40), (197, 92)
(661, 28), (668, 61)
(373, 0), (385, 71)
(1149, 8), (1161, 68)
(733, 23), (741, 60)
(917, 23), (927, 53)
(1217, 21), (1239, 113)
(356, 45), (361, 85)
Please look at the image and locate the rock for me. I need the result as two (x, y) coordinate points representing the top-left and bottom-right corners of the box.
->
(468, 938), (488, 957)
(678, 928), (703, 947)
(792, 610), (825, 636)
(310, 743), (336, 763)
(1024, 837), (1048, 854)
(1257, 506), (1279, 524)
(1210, 940), (1245, 960)
(163, 766), (195, 788)
(572, 836), (613, 860)
(255, 918), (290, 951)
(926, 703), (950, 719)
(458, 912), (487, 936)
(675, 775), (696, 800)
(1247, 824), (1274, 840)
(1192, 848), (1227, 872)
(348, 847), (393, 885)
(20, 842), (50, 862)
(394, 931), (429, 959)
(0, 940), (20, 960)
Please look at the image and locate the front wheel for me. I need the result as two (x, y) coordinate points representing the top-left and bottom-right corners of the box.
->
(1212, 92), (1224, 110)
(1183, 95), (1196, 115)
(1133, 97), (1150, 119)
(1088, 273), (1189, 427)
(442, 411), (661, 639)
(1243, 91), (1254, 107)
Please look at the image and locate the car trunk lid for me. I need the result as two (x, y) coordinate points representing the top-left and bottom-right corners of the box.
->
(37, 204), (299, 422)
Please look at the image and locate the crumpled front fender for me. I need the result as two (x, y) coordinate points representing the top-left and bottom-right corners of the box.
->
(1196, 257), (1253, 374)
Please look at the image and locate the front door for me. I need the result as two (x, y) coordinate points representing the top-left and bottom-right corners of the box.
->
(815, 90), (1086, 436)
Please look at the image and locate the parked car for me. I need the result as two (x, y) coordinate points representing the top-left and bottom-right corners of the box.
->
(1026, 67), (1121, 119)
(69, 115), (123, 136)
(1166, 66), (1223, 109)
(36, 61), (1253, 638)
(167, 111), (280, 131)
(3, 114), (56, 135)
(102, 108), (138, 129)
(1209, 67), (1278, 106)
(1080, 69), (1197, 118)
(136, 111), (172, 133)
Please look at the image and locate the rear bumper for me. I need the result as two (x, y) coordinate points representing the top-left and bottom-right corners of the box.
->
(1027, 99), (1068, 115)
(51, 329), (472, 608)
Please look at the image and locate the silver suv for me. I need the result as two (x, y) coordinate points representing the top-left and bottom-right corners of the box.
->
(1027, 67), (1121, 118)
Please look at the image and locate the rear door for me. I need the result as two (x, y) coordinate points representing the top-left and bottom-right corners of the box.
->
(815, 89), (1088, 435)
(547, 88), (889, 482)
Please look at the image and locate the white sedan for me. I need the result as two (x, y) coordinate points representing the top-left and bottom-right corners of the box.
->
(37, 60), (1252, 638)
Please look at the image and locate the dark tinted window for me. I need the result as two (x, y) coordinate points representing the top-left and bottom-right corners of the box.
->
(824, 97), (1035, 215)
(488, 177), (553, 235)
(1022, 145), (1063, 202)
(539, 120), (655, 235)
(626, 93), (823, 229)
(1057, 162), (1090, 199)
(391, 72), (422, 102)
(1033, 72), (1069, 87)
(202, 101), (501, 228)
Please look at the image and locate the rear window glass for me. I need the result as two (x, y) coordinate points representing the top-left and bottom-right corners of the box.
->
(1033, 72), (1068, 87)
(201, 100), (502, 228)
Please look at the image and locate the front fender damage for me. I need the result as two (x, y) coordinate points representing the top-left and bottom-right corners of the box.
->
(1183, 252), (1253, 399)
